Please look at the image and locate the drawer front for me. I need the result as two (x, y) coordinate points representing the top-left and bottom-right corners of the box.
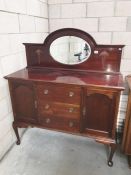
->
(38, 101), (80, 119)
(40, 117), (79, 132)
(36, 84), (81, 105)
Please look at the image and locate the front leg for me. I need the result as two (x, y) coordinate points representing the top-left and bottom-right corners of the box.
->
(96, 139), (117, 167)
(107, 143), (117, 167)
(12, 122), (21, 145)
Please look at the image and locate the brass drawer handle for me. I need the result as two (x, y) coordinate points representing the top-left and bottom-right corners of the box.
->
(69, 91), (74, 97)
(69, 121), (74, 127)
(45, 104), (50, 109)
(44, 89), (49, 95)
(45, 118), (51, 123)
(69, 107), (74, 113)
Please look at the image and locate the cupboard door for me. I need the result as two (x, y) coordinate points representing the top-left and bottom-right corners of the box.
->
(10, 81), (37, 123)
(83, 89), (118, 138)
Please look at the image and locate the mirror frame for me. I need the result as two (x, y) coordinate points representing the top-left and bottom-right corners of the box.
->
(44, 28), (96, 53)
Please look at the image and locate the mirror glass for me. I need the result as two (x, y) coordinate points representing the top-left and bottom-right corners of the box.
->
(50, 36), (91, 65)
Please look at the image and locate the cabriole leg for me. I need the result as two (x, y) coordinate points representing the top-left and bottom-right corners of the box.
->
(107, 144), (117, 167)
(12, 122), (21, 145)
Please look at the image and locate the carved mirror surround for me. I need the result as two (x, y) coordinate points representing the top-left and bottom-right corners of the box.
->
(24, 28), (124, 73)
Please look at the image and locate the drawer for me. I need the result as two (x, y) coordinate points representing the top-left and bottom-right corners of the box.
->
(36, 84), (81, 105)
(38, 101), (80, 119)
(39, 116), (79, 132)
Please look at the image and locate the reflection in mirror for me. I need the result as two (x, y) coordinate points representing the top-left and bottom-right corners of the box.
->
(50, 36), (91, 65)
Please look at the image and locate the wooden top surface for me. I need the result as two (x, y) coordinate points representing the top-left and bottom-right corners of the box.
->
(5, 68), (124, 90)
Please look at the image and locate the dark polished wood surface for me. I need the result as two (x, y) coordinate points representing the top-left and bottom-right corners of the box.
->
(24, 28), (124, 73)
(5, 68), (124, 90)
(5, 28), (125, 167)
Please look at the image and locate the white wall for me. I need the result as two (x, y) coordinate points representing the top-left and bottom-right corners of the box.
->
(0, 0), (48, 159)
(48, 0), (131, 131)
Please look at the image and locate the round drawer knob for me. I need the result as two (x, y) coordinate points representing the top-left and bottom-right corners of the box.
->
(69, 121), (74, 127)
(69, 91), (74, 97)
(44, 89), (49, 95)
(45, 104), (50, 109)
(46, 118), (51, 123)
(69, 107), (74, 113)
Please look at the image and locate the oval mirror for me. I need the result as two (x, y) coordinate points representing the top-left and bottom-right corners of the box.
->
(50, 36), (91, 65)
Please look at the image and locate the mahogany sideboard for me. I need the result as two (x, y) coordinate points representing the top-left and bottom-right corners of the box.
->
(122, 75), (131, 168)
(5, 28), (124, 167)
